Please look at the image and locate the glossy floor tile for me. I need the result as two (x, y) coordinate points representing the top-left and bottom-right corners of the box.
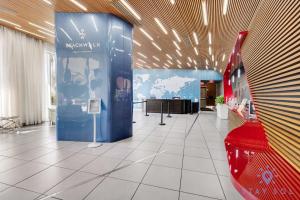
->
(0, 111), (241, 200)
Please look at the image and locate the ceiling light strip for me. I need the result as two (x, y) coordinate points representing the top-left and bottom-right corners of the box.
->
(194, 47), (199, 55)
(172, 29), (181, 42)
(133, 40), (141, 47)
(153, 56), (160, 61)
(0, 18), (21, 28)
(137, 52), (147, 58)
(193, 32), (199, 45)
(140, 28), (153, 40)
(42, 0), (52, 5)
(201, 1), (208, 26)
(29, 22), (54, 34)
(154, 18), (168, 34)
(176, 50), (182, 57)
(70, 0), (88, 11)
(120, 0), (141, 20)
(15, 27), (45, 38)
(38, 29), (55, 37)
(223, 0), (229, 15)
(208, 32), (212, 45)
(173, 41), (180, 50)
(152, 42), (162, 51)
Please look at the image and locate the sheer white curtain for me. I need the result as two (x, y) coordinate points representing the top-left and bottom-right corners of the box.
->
(0, 26), (49, 125)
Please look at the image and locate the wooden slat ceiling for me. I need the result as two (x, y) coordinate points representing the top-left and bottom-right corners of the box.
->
(0, 0), (261, 71)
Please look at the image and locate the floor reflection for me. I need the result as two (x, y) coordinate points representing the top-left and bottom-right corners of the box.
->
(225, 122), (300, 200)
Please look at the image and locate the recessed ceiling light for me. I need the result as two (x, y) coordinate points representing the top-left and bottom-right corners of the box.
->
(201, 1), (208, 26)
(29, 22), (54, 34)
(193, 32), (199, 45)
(164, 63), (170, 68)
(177, 60), (181, 65)
(163, 66), (168, 69)
(206, 66), (208, 70)
(140, 28), (153, 41)
(133, 40), (141, 47)
(194, 66), (198, 70)
(154, 18), (168, 34)
(138, 52), (147, 58)
(194, 47), (198, 55)
(208, 32), (212, 45)
(176, 50), (182, 57)
(152, 42), (162, 51)
(212, 55), (215, 61)
(38, 29), (55, 37)
(120, 0), (141, 20)
(42, 0), (52, 5)
(208, 46), (212, 55)
(173, 41), (180, 50)
(215, 61), (218, 66)
(205, 59), (208, 65)
(188, 57), (192, 62)
(177, 64), (182, 68)
(166, 54), (172, 60)
(167, 60), (173, 65)
(0, 18), (21, 28)
(70, 0), (87, 11)
(45, 21), (54, 27)
(187, 62), (191, 67)
(153, 56), (160, 61)
(172, 29), (181, 42)
(193, 59), (197, 65)
(223, 0), (229, 15)
(170, 0), (175, 5)
(220, 69), (222, 73)
(15, 27), (45, 38)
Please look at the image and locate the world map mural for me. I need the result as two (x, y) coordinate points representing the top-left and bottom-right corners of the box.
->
(133, 69), (223, 102)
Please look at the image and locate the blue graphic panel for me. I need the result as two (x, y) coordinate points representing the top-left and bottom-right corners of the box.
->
(56, 13), (133, 142)
(133, 69), (222, 102)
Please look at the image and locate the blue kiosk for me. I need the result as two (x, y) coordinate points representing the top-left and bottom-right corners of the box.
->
(55, 13), (133, 142)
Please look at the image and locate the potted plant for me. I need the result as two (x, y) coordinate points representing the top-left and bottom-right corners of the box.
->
(215, 95), (228, 119)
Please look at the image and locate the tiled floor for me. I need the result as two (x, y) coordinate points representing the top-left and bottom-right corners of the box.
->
(0, 111), (243, 200)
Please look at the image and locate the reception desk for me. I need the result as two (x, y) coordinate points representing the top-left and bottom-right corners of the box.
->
(146, 99), (194, 114)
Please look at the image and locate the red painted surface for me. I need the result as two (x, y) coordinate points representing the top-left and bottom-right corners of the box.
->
(223, 31), (248, 102)
(225, 121), (300, 200)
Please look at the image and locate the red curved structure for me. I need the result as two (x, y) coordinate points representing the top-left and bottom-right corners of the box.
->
(224, 32), (300, 199)
(225, 121), (300, 200)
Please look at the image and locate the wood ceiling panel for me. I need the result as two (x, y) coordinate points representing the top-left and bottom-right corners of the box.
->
(0, 0), (261, 71)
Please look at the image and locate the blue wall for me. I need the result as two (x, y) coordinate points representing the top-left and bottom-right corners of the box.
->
(56, 13), (133, 142)
(133, 69), (222, 102)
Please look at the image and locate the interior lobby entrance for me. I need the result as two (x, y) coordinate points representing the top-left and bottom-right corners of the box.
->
(0, 0), (299, 199)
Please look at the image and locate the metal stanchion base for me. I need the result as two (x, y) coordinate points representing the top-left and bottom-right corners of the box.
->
(88, 142), (102, 148)
(167, 115), (172, 118)
(145, 114), (149, 116)
(159, 122), (166, 125)
(132, 121), (136, 123)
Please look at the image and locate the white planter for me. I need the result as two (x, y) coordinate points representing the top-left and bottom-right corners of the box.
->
(216, 104), (229, 119)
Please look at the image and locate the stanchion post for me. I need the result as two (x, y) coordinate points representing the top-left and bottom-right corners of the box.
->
(159, 101), (166, 125)
(145, 100), (149, 116)
(190, 100), (193, 115)
(167, 100), (172, 118)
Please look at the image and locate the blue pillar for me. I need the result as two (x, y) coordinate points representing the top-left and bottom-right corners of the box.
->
(55, 13), (133, 142)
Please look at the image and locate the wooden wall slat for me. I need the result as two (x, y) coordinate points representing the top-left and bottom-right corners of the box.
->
(242, 0), (300, 172)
